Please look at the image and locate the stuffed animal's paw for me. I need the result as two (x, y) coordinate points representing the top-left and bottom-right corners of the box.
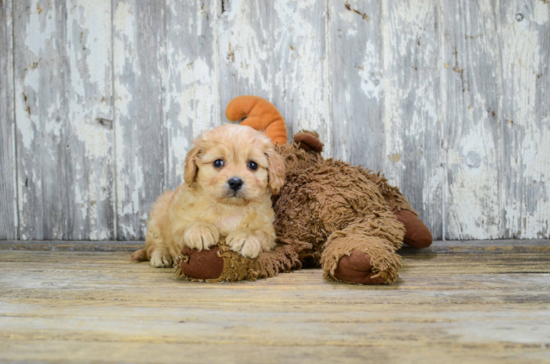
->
(178, 246), (224, 280)
(334, 250), (386, 285)
(393, 210), (433, 248)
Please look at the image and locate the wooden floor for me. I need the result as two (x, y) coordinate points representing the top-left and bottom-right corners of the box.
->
(1, 241), (549, 363)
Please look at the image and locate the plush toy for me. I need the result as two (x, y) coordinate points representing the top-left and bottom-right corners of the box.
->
(225, 95), (288, 145)
(174, 96), (432, 285)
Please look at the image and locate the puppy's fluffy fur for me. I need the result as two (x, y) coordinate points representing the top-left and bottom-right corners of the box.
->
(131, 124), (285, 267)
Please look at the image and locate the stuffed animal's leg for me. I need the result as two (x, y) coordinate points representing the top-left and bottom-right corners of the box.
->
(393, 210), (433, 248)
(321, 212), (405, 285)
(362, 172), (433, 249)
(175, 238), (310, 282)
(288, 129), (433, 249)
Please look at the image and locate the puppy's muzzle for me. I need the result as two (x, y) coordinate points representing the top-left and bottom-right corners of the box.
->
(227, 177), (244, 192)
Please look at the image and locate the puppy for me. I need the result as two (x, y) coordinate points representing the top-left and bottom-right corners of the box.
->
(131, 124), (285, 267)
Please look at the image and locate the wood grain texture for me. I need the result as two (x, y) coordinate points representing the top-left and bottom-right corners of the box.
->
(2, 239), (550, 254)
(1, 246), (549, 363)
(163, 0), (221, 190)
(0, 0), (17, 239)
(218, 0), (331, 148)
(381, 1), (443, 239)
(2, 0), (550, 241)
(113, 0), (221, 240)
(498, 0), (550, 239)
(328, 0), (385, 169)
(13, 0), (114, 240)
(113, 0), (166, 240)
(441, 0), (503, 240)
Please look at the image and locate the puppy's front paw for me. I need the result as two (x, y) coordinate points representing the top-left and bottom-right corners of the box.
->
(226, 231), (262, 258)
(150, 250), (173, 268)
(183, 223), (219, 251)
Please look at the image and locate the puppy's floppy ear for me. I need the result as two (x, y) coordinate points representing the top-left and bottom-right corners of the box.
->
(184, 145), (201, 187)
(265, 148), (285, 195)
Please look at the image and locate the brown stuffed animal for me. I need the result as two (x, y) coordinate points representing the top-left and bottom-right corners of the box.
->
(175, 96), (432, 285)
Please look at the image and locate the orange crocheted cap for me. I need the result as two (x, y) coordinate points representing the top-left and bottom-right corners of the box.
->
(225, 95), (288, 145)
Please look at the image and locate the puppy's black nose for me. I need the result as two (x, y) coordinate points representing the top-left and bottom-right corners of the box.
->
(228, 177), (243, 191)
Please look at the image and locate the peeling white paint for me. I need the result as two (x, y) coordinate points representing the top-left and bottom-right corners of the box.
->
(0, 0), (18, 239)
(532, 1), (549, 25)
(4, 0), (549, 241)
(447, 124), (502, 239)
(359, 41), (383, 100)
(380, 1), (442, 236)
(499, 0), (550, 239)
(218, 0), (271, 95)
(164, 0), (220, 195)
(273, 0), (330, 152)
(13, 0), (114, 240)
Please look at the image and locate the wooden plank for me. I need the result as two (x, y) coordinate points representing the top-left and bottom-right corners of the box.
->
(113, 0), (166, 240)
(498, 0), (550, 239)
(13, 0), (114, 240)
(401, 239), (550, 254)
(0, 240), (143, 252)
(327, 0), (385, 169)
(0, 341), (548, 364)
(3, 0), (550, 242)
(2, 240), (550, 255)
(163, 0), (220, 189)
(380, 1), (443, 239)
(270, 0), (331, 147)
(0, 249), (549, 363)
(0, 0), (17, 239)
(218, 0), (330, 147)
(440, 0), (502, 239)
(113, 0), (222, 238)
(1, 298), (550, 342)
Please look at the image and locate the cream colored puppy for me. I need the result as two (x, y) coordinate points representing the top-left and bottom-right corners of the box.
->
(131, 124), (285, 267)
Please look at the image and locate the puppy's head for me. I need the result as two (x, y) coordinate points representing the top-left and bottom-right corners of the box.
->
(184, 124), (285, 205)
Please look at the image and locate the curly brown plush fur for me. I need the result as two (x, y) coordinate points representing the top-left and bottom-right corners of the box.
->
(175, 132), (431, 285)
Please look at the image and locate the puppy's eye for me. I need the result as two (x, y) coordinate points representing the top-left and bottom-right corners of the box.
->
(248, 161), (258, 171)
(213, 159), (224, 168)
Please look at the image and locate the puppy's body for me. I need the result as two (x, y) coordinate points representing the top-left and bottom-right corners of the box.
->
(132, 124), (285, 267)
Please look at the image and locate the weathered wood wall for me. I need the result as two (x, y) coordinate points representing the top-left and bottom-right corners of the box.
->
(0, 0), (548, 241)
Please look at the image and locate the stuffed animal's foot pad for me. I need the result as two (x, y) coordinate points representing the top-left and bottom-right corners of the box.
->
(179, 246), (224, 280)
(334, 250), (386, 285)
(393, 210), (433, 249)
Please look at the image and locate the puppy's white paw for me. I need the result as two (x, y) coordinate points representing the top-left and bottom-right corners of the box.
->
(226, 232), (262, 258)
(150, 250), (173, 268)
(183, 223), (219, 251)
